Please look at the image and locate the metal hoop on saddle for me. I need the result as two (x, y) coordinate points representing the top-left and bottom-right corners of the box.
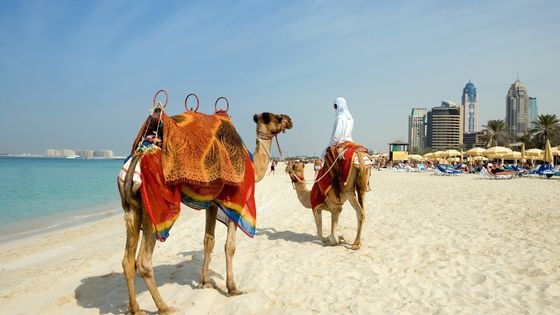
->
(152, 89), (168, 109)
(214, 96), (230, 114)
(184, 93), (200, 112)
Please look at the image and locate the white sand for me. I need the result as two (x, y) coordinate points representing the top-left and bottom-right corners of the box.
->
(1, 165), (559, 314)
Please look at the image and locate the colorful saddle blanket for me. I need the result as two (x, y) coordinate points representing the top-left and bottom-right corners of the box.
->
(129, 112), (257, 240)
(310, 142), (369, 210)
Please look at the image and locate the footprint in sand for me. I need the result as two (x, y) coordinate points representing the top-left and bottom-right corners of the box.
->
(470, 273), (487, 285)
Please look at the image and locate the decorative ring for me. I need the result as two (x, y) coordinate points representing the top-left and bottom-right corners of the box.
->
(152, 89), (168, 108)
(184, 93), (200, 112)
(214, 96), (229, 113)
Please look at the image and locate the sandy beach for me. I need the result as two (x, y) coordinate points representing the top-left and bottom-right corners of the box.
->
(1, 164), (559, 314)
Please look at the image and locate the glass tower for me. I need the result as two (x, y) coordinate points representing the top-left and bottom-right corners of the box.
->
(461, 80), (478, 134)
(506, 79), (530, 139)
(408, 108), (428, 152)
(529, 97), (538, 126)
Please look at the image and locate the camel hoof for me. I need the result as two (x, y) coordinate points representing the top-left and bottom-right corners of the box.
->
(351, 243), (361, 250)
(127, 310), (146, 315)
(228, 289), (244, 296)
(159, 306), (178, 315)
(198, 281), (214, 289)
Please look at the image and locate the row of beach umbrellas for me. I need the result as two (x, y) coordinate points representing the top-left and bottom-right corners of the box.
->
(407, 140), (558, 164)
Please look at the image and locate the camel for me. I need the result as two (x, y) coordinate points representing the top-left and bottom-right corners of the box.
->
(287, 152), (371, 250)
(118, 112), (292, 314)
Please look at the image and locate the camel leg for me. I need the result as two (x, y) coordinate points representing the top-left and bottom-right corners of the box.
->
(326, 209), (341, 246)
(348, 194), (366, 250)
(225, 219), (242, 295)
(200, 204), (218, 289)
(312, 208), (325, 242)
(136, 215), (175, 314)
(122, 209), (143, 315)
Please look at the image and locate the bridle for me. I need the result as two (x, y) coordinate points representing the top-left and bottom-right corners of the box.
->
(256, 130), (285, 160)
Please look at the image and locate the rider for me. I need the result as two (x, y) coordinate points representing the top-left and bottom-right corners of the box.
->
(322, 97), (354, 159)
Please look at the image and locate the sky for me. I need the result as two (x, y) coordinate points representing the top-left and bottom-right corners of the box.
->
(1, 0), (559, 157)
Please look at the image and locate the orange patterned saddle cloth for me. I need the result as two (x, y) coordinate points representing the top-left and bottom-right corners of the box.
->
(159, 111), (247, 187)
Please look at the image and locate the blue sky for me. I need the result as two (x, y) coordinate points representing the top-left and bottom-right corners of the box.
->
(1, 0), (559, 156)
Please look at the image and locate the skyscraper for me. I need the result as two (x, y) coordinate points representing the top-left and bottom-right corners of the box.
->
(408, 108), (428, 152)
(529, 97), (538, 126)
(506, 79), (530, 139)
(461, 80), (478, 133)
(427, 102), (464, 150)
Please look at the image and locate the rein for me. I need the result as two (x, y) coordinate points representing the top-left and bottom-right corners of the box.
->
(257, 131), (286, 161)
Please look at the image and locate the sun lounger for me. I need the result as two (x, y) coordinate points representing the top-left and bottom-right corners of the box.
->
(480, 167), (514, 180)
(434, 164), (461, 176)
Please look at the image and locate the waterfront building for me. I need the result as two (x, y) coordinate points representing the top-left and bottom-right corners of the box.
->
(506, 78), (530, 140)
(427, 101), (464, 150)
(408, 108), (428, 153)
(461, 80), (478, 133)
(94, 150), (114, 158)
(45, 149), (62, 157)
(463, 131), (486, 149)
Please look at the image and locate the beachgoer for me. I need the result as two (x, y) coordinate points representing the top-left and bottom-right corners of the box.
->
(269, 159), (277, 175)
(313, 158), (323, 179)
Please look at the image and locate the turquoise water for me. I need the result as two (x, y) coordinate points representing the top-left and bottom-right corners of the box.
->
(0, 157), (124, 234)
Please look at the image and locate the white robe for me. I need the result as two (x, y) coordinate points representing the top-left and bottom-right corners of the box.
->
(329, 97), (353, 146)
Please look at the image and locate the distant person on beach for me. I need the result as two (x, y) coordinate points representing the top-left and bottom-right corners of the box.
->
(487, 162), (516, 176)
(322, 97), (354, 159)
(313, 158), (323, 179)
(269, 159), (277, 175)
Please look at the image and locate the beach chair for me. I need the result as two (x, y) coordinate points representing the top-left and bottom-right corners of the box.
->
(435, 164), (461, 175)
(480, 167), (514, 180)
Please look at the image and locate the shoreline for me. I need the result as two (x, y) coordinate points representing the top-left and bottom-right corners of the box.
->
(0, 201), (122, 244)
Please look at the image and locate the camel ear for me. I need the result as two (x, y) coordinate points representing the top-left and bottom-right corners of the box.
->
(253, 114), (259, 123)
(261, 112), (272, 124)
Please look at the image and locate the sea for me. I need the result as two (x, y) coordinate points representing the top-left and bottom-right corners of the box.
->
(0, 156), (125, 242)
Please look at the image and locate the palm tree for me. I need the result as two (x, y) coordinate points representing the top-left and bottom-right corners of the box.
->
(482, 119), (509, 147)
(530, 114), (560, 148)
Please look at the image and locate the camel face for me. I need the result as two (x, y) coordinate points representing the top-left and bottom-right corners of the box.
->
(254, 112), (293, 135)
(288, 161), (305, 183)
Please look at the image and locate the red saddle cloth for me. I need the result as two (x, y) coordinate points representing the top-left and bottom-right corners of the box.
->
(310, 142), (368, 210)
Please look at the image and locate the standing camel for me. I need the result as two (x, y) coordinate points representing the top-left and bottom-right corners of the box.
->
(287, 153), (371, 250)
(118, 112), (292, 314)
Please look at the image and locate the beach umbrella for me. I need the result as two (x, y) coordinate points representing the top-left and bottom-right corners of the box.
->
(525, 148), (543, 156)
(423, 152), (434, 160)
(483, 146), (512, 158)
(466, 147), (485, 156)
(408, 154), (424, 161)
(552, 146), (559, 156)
(433, 151), (444, 158)
(460, 148), (464, 163)
(503, 151), (521, 160)
(472, 156), (488, 161)
(521, 143), (526, 163)
(544, 139), (554, 164)
(442, 149), (461, 157)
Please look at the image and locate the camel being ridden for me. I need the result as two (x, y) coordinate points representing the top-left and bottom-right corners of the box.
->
(118, 112), (292, 315)
(288, 150), (371, 250)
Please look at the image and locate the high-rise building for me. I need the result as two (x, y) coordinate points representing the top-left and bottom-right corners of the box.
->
(506, 79), (530, 140)
(427, 102), (464, 150)
(529, 97), (538, 126)
(461, 80), (478, 133)
(408, 108), (428, 153)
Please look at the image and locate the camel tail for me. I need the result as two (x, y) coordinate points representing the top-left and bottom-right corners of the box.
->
(120, 155), (142, 212)
(355, 152), (370, 208)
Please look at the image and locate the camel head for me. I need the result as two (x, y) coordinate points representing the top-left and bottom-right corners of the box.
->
(288, 161), (305, 184)
(253, 112), (293, 138)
